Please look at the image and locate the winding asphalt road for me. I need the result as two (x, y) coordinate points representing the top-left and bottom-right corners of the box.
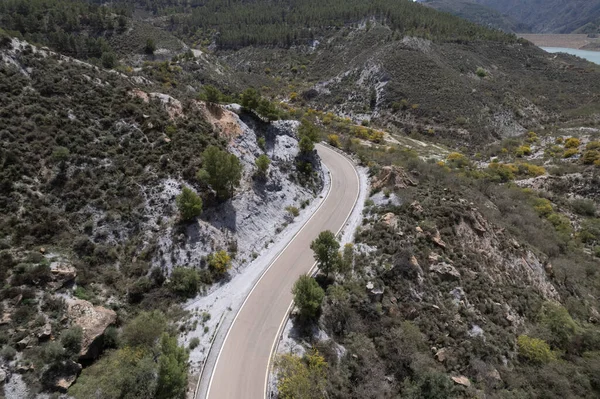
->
(202, 144), (361, 399)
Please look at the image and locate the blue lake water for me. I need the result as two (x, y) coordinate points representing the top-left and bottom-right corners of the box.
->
(541, 47), (600, 65)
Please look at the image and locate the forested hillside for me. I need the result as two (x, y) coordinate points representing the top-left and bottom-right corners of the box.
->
(0, 0), (129, 61)
(423, 0), (523, 32)
(424, 0), (600, 34)
(136, 0), (515, 48)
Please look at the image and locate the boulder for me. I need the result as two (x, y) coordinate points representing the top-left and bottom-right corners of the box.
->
(49, 262), (76, 290)
(381, 213), (398, 229)
(451, 375), (471, 387)
(66, 298), (116, 359)
(435, 348), (448, 362)
(431, 230), (447, 249)
(16, 336), (33, 350)
(37, 323), (52, 340)
(410, 201), (424, 214)
(430, 263), (461, 280)
(371, 166), (417, 191)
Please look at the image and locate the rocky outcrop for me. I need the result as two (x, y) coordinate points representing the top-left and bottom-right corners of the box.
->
(66, 299), (116, 360)
(451, 375), (471, 387)
(148, 113), (319, 273)
(371, 166), (416, 191)
(48, 261), (76, 290)
(430, 262), (461, 281)
(455, 211), (560, 301)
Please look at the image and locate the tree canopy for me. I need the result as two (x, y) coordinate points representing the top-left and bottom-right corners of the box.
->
(310, 230), (341, 276)
(197, 145), (243, 200)
(292, 275), (325, 321)
(176, 186), (203, 221)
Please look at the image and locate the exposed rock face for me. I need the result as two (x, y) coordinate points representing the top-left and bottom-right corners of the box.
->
(455, 210), (560, 301)
(148, 113), (319, 273)
(430, 262), (461, 280)
(381, 212), (399, 229)
(48, 261), (76, 290)
(371, 166), (417, 191)
(66, 299), (116, 360)
(451, 375), (471, 387)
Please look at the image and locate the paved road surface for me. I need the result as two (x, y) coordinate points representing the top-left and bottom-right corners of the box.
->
(204, 144), (360, 399)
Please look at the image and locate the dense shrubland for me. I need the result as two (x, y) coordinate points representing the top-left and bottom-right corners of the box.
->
(282, 136), (600, 398)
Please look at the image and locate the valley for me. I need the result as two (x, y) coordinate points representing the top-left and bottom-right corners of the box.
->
(0, 0), (600, 398)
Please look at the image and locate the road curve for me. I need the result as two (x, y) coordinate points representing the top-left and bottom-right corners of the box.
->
(203, 144), (361, 399)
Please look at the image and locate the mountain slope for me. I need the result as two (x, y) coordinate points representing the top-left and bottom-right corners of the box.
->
(424, 0), (600, 33)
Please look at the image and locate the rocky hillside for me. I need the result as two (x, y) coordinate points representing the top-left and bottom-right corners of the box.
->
(2, 0), (600, 397)
(424, 0), (600, 34)
(220, 21), (600, 149)
(0, 35), (322, 396)
(275, 122), (600, 398)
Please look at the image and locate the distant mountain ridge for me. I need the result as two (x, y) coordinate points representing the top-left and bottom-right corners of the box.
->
(424, 0), (600, 33)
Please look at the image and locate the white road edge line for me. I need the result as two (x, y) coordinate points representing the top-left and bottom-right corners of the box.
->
(203, 143), (339, 399)
(262, 144), (362, 398)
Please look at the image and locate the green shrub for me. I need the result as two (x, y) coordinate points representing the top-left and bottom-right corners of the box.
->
(258, 136), (266, 151)
(176, 187), (203, 221)
(327, 134), (341, 148)
(571, 199), (596, 216)
(517, 335), (555, 364)
(202, 85), (222, 104)
(292, 275), (324, 322)
(285, 206), (300, 218)
(101, 52), (117, 69)
(208, 250), (231, 275)
(144, 39), (156, 55)
(586, 141), (600, 150)
(189, 337), (200, 350)
(122, 311), (167, 348)
(276, 351), (327, 399)
(169, 267), (201, 298)
(565, 137), (581, 148)
(476, 67), (487, 77)
(563, 148), (579, 158)
(61, 326), (83, 358)
(156, 333), (189, 399)
(403, 372), (456, 399)
(582, 150), (600, 165)
(197, 146), (242, 200)
(310, 230), (341, 276)
(580, 219), (600, 244)
(255, 154), (271, 178)
(51, 146), (70, 163)
(540, 302), (578, 348)
(0, 345), (16, 360)
(73, 286), (91, 301)
(515, 145), (532, 157)
(532, 198), (553, 217)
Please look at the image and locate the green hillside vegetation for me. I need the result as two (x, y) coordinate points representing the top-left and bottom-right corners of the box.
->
(139, 0), (515, 48)
(426, 0), (600, 34)
(300, 139), (600, 398)
(423, 0), (523, 32)
(0, 0), (130, 60)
